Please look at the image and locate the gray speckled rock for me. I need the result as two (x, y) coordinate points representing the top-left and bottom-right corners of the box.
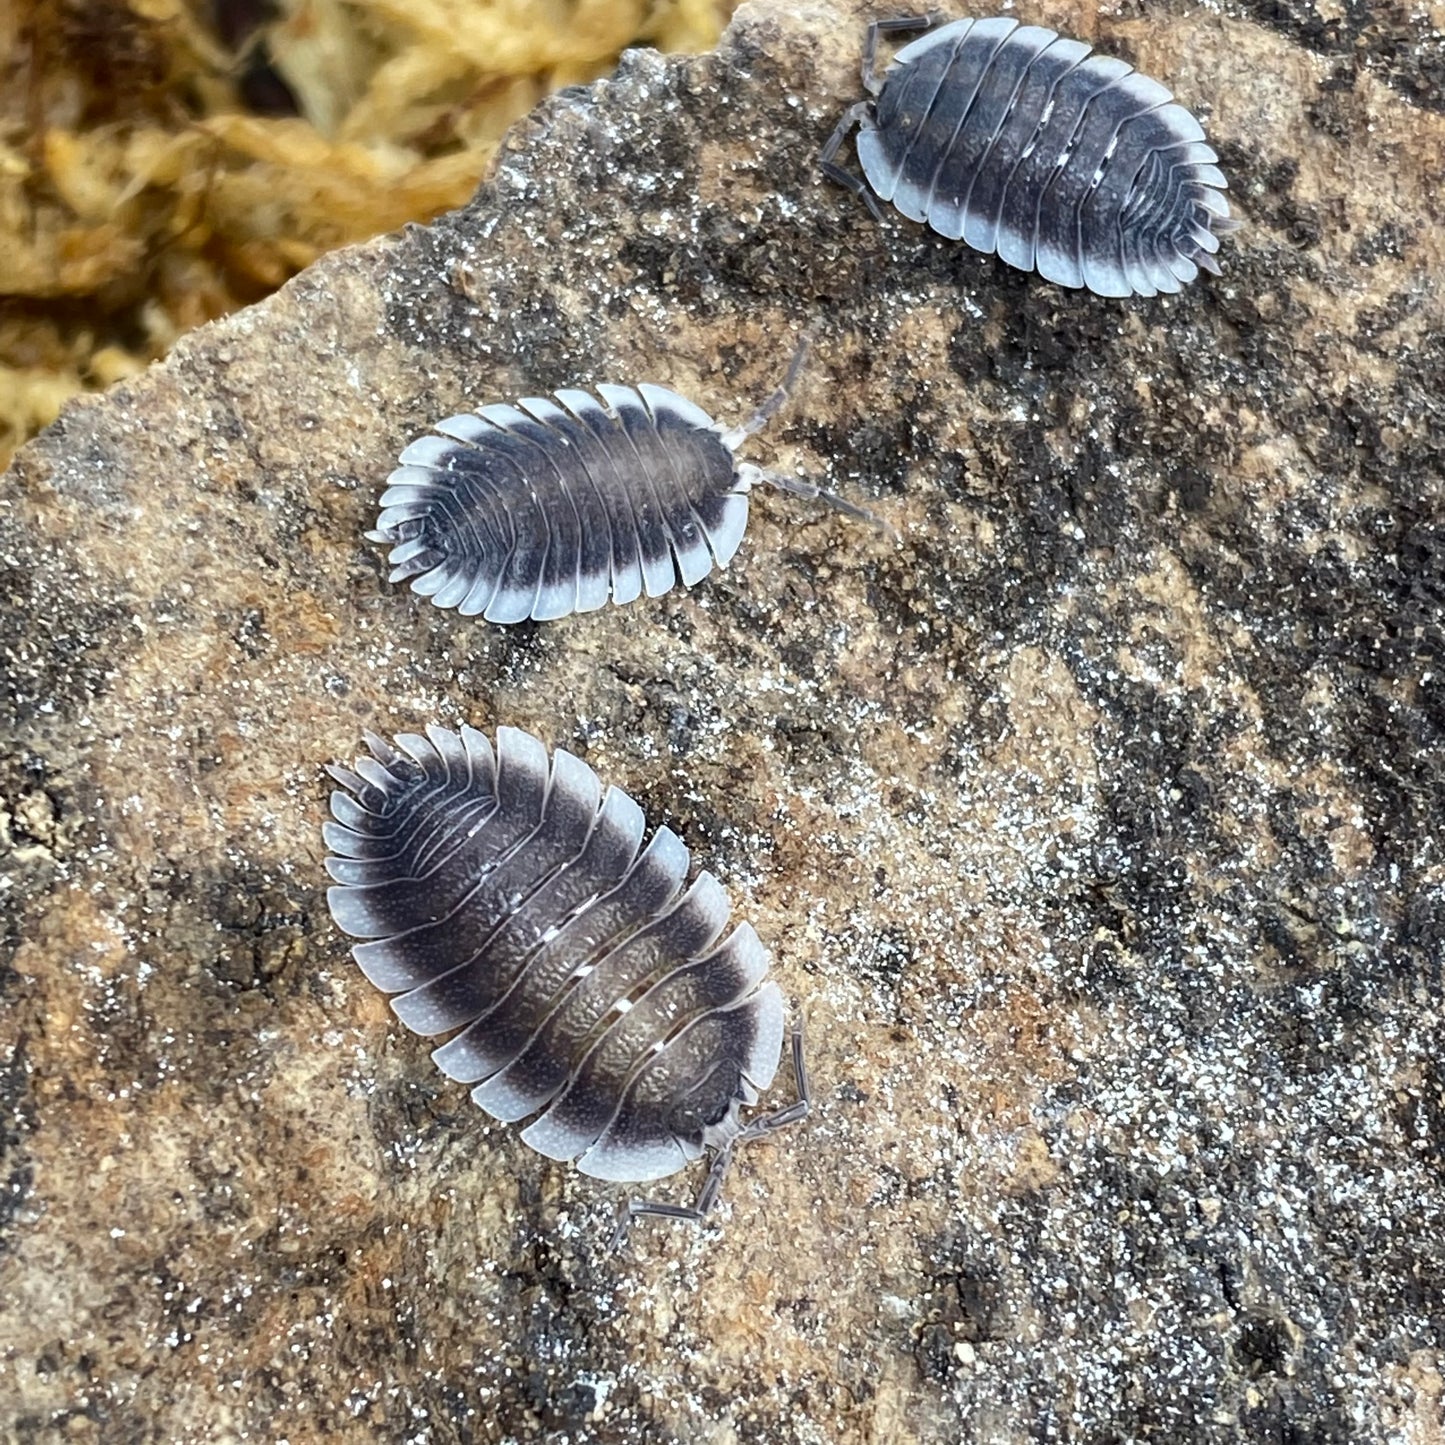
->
(3, 2), (1444, 1441)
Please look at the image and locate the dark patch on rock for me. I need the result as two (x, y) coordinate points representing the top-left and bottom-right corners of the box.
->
(1232, 0), (1445, 114)
(187, 864), (317, 996)
(867, 921), (918, 982)
(0, 545), (134, 730)
(0, 1040), (36, 1255)
(914, 1235), (1006, 1386)
(1234, 1313), (1300, 1377)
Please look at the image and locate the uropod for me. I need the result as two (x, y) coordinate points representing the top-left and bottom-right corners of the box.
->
(821, 14), (1238, 297)
(368, 338), (879, 623)
(323, 724), (810, 1244)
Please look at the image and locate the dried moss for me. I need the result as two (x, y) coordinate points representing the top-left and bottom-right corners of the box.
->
(0, 0), (734, 468)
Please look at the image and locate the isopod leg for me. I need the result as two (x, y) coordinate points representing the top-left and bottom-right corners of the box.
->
(818, 104), (884, 223)
(861, 12), (947, 92)
(737, 1016), (811, 1141)
(608, 1143), (737, 1251)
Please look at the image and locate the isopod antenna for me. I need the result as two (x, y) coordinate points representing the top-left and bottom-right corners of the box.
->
(756, 468), (898, 538)
(730, 330), (814, 443)
(721, 332), (895, 536)
(610, 1010), (812, 1252)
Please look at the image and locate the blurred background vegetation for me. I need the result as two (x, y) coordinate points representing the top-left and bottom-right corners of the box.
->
(0, 0), (736, 469)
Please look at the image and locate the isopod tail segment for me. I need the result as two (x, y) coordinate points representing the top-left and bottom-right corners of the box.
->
(609, 1011), (812, 1251)
(719, 332), (894, 537)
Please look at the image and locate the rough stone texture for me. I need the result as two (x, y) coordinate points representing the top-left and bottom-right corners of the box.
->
(2, 1), (1443, 1440)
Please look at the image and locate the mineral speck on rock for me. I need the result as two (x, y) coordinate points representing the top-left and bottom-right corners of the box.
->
(2, 2), (1443, 1441)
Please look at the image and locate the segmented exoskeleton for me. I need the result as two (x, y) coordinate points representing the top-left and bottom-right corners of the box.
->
(821, 15), (1238, 296)
(368, 339), (877, 622)
(323, 724), (810, 1243)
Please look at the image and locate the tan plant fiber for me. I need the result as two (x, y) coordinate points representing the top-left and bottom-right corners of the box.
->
(0, 0), (733, 468)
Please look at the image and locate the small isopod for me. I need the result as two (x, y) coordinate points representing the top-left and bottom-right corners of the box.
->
(821, 14), (1238, 297)
(368, 339), (879, 623)
(323, 724), (810, 1243)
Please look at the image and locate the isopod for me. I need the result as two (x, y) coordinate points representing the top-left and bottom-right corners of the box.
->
(820, 14), (1238, 297)
(323, 724), (810, 1243)
(368, 339), (878, 623)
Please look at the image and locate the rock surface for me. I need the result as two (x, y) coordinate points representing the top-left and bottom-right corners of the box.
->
(2, 1), (1444, 1440)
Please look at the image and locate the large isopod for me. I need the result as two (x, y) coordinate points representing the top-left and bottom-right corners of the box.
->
(821, 14), (1238, 296)
(323, 724), (810, 1243)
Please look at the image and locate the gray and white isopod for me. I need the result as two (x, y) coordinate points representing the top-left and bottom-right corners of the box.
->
(324, 724), (810, 1243)
(368, 340), (876, 623)
(821, 14), (1238, 297)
